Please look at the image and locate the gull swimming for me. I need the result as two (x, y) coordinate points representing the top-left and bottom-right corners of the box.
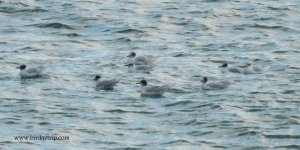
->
(93, 75), (119, 90)
(244, 63), (270, 74)
(137, 79), (169, 96)
(127, 52), (156, 65)
(219, 63), (244, 74)
(125, 63), (155, 73)
(16, 64), (46, 78)
(201, 77), (230, 90)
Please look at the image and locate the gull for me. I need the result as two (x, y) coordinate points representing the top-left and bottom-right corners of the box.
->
(124, 63), (155, 73)
(93, 75), (119, 90)
(127, 52), (156, 65)
(136, 79), (169, 96)
(201, 77), (230, 90)
(218, 63), (244, 74)
(16, 64), (46, 78)
(244, 63), (270, 74)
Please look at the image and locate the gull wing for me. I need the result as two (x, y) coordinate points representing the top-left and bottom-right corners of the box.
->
(27, 66), (45, 74)
(97, 78), (119, 88)
(207, 82), (230, 89)
(146, 85), (169, 93)
(228, 67), (243, 73)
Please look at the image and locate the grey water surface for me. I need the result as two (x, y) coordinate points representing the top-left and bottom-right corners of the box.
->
(0, 0), (300, 149)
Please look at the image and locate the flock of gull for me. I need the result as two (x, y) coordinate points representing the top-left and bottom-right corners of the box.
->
(16, 51), (269, 96)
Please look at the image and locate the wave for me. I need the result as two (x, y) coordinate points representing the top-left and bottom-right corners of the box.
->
(115, 28), (145, 34)
(275, 145), (300, 149)
(163, 100), (193, 107)
(60, 33), (83, 37)
(104, 109), (155, 114)
(162, 139), (193, 145)
(235, 23), (291, 31)
(0, 7), (48, 14)
(30, 23), (73, 29)
(263, 134), (300, 139)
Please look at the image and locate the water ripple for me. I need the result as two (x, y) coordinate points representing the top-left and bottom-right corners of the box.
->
(30, 23), (73, 29)
(0, 0), (299, 149)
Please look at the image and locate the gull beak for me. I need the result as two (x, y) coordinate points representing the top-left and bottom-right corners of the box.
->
(127, 55), (130, 57)
(218, 65), (222, 68)
(124, 64), (128, 66)
(16, 67), (20, 69)
(136, 82), (141, 85)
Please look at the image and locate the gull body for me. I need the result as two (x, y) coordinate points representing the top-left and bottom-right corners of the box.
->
(137, 80), (169, 96)
(219, 63), (244, 74)
(127, 52), (156, 65)
(201, 77), (230, 90)
(94, 75), (119, 90)
(17, 65), (46, 78)
(125, 63), (155, 73)
(244, 63), (269, 74)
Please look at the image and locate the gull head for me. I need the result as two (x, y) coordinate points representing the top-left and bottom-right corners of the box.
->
(137, 79), (147, 86)
(16, 65), (26, 70)
(127, 52), (136, 58)
(94, 75), (101, 81)
(201, 77), (208, 84)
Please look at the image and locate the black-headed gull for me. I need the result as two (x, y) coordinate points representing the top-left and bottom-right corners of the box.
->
(201, 77), (230, 90)
(127, 52), (156, 65)
(136, 79), (169, 96)
(16, 64), (46, 78)
(93, 75), (119, 90)
(125, 63), (155, 73)
(219, 63), (244, 74)
(244, 63), (270, 74)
